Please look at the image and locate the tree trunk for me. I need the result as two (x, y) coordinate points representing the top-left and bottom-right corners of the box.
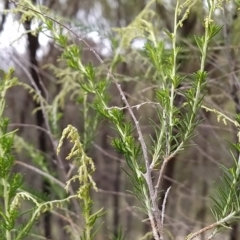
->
(24, 16), (51, 239)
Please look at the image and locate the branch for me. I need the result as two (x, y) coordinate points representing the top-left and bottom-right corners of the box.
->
(186, 211), (236, 240)
(160, 187), (171, 240)
(105, 101), (161, 110)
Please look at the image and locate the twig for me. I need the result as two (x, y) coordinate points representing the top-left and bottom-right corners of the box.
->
(10, 123), (52, 137)
(186, 222), (218, 240)
(15, 160), (66, 188)
(153, 148), (181, 205)
(16, 160), (134, 197)
(186, 211), (236, 240)
(160, 187), (171, 240)
(93, 143), (125, 163)
(105, 101), (161, 110)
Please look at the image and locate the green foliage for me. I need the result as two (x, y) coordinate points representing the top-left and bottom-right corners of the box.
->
(110, 227), (126, 240)
(45, 25), (101, 148)
(4, 0), (240, 240)
(210, 152), (240, 225)
(57, 125), (104, 240)
(0, 69), (74, 240)
(0, 69), (59, 240)
(0, 69), (22, 240)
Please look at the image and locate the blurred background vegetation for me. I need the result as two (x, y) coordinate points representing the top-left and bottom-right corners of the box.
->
(0, 0), (240, 239)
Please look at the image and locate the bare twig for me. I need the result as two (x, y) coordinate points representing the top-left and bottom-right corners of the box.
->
(15, 160), (66, 188)
(93, 143), (125, 163)
(10, 123), (51, 137)
(160, 187), (171, 240)
(16, 159), (134, 198)
(186, 211), (236, 240)
(186, 222), (218, 240)
(105, 101), (161, 110)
